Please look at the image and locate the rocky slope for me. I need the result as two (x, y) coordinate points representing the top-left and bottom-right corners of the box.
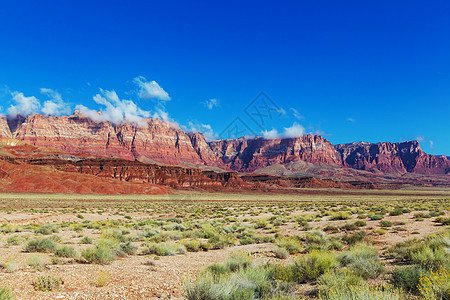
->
(4, 113), (221, 167)
(1, 114), (449, 179)
(209, 135), (342, 172)
(335, 141), (450, 175)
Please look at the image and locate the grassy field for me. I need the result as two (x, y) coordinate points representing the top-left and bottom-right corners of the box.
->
(0, 189), (448, 299)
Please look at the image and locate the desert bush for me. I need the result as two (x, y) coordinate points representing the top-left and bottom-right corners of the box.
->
(26, 254), (46, 271)
(54, 246), (77, 258)
(435, 217), (450, 226)
(0, 286), (14, 300)
(34, 224), (59, 235)
(208, 234), (236, 249)
(95, 271), (110, 287)
(339, 244), (384, 279)
(80, 236), (92, 244)
(370, 214), (384, 221)
(342, 231), (366, 245)
(6, 234), (28, 245)
(272, 246), (289, 259)
(317, 268), (362, 297)
(417, 265), (450, 300)
(181, 239), (201, 252)
(292, 250), (339, 282)
(319, 283), (403, 300)
(32, 275), (63, 291)
(380, 220), (393, 228)
(329, 212), (350, 220)
(225, 252), (253, 272)
(119, 242), (137, 255)
(3, 259), (18, 273)
(184, 260), (294, 300)
(142, 242), (186, 256)
(25, 238), (56, 253)
(391, 265), (424, 293)
(81, 244), (116, 265)
(275, 236), (304, 254)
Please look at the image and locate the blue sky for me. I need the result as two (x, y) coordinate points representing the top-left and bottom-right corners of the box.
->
(0, 1), (449, 154)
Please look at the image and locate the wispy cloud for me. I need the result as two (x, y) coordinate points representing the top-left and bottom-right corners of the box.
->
(7, 92), (41, 118)
(290, 108), (303, 120)
(346, 118), (356, 123)
(262, 122), (305, 139)
(76, 89), (151, 126)
(134, 76), (171, 101)
(41, 88), (71, 115)
(429, 140), (434, 149)
(203, 98), (219, 110)
(184, 121), (218, 142)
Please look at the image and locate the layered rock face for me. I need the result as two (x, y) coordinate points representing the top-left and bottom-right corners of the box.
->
(1, 114), (448, 176)
(335, 141), (450, 175)
(209, 135), (342, 172)
(7, 113), (221, 167)
(0, 117), (12, 139)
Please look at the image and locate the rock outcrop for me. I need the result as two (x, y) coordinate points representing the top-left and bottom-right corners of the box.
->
(335, 141), (450, 175)
(9, 113), (222, 167)
(209, 135), (342, 172)
(0, 117), (12, 139)
(1, 114), (449, 178)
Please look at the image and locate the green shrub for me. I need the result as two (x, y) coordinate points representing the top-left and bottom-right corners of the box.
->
(0, 286), (14, 300)
(54, 246), (77, 258)
(342, 231), (366, 245)
(318, 268), (362, 296)
(80, 236), (92, 244)
(391, 265), (424, 293)
(225, 252), (253, 272)
(34, 224), (59, 235)
(6, 234), (28, 245)
(272, 246), (289, 259)
(329, 212), (350, 220)
(119, 242), (137, 255)
(25, 238), (56, 253)
(142, 242), (186, 256)
(370, 214), (383, 221)
(380, 221), (393, 228)
(81, 245), (116, 265)
(292, 250), (339, 282)
(275, 237), (304, 254)
(26, 254), (46, 271)
(32, 275), (63, 291)
(182, 239), (201, 252)
(339, 244), (384, 279)
(319, 283), (403, 300)
(417, 265), (450, 300)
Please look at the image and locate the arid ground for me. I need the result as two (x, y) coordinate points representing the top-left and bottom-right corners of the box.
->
(0, 189), (448, 299)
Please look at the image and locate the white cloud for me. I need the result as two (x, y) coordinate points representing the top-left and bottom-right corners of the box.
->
(346, 118), (356, 123)
(7, 91), (41, 118)
(134, 76), (171, 101)
(185, 121), (218, 142)
(415, 136), (425, 142)
(76, 89), (151, 126)
(203, 98), (219, 110)
(429, 140), (434, 149)
(40, 88), (71, 115)
(262, 122), (305, 139)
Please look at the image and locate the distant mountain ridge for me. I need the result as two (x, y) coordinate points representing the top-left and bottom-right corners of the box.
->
(1, 114), (449, 178)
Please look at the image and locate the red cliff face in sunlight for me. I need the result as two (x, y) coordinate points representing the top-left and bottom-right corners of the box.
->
(0, 114), (448, 178)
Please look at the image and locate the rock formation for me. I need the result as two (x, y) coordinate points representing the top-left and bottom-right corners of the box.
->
(0, 114), (448, 178)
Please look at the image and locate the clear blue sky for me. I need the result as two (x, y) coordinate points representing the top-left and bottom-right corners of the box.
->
(0, 1), (449, 154)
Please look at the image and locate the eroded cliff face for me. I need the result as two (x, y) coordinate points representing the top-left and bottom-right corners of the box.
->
(335, 141), (450, 175)
(209, 135), (342, 172)
(8, 113), (222, 167)
(1, 114), (449, 176)
(0, 117), (12, 139)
